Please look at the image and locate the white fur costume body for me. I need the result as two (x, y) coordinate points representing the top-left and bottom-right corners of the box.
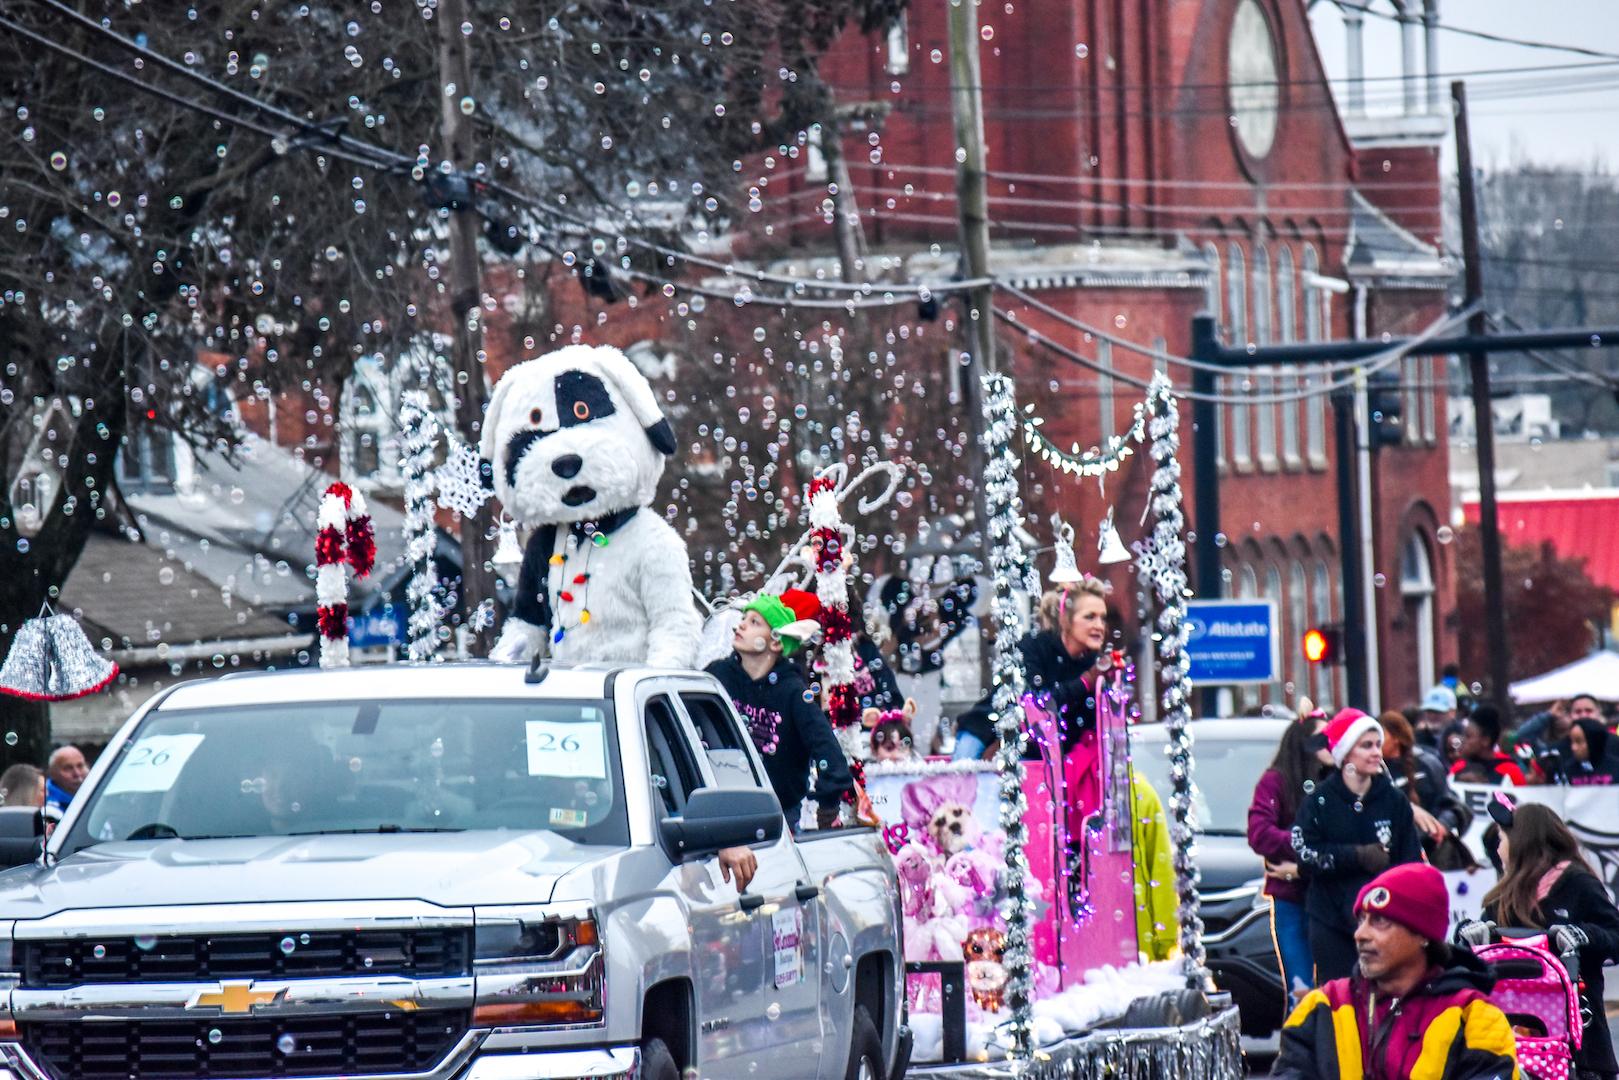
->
(480, 345), (699, 667)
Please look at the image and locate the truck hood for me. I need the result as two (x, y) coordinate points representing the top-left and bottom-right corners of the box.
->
(0, 831), (610, 919)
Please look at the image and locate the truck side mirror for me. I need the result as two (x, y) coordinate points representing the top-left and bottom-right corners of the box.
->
(659, 788), (783, 858)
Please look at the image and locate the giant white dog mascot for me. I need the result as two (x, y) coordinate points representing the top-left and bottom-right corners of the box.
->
(481, 345), (700, 667)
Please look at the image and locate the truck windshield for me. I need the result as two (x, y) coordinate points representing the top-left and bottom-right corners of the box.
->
(63, 698), (626, 851)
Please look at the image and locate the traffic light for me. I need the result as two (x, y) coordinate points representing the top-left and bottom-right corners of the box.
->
(1368, 370), (1404, 449)
(1303, 626), (1343, 665)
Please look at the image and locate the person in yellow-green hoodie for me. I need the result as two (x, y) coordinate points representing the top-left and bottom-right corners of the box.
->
(1131, 769), (1180, 961)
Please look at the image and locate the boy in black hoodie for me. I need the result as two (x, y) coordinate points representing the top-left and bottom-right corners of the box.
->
(706, 589), (854, 830)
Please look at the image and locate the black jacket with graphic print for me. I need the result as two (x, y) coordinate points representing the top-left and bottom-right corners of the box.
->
(706, 654), (854, 820)
(1292, 770), (1423, 934)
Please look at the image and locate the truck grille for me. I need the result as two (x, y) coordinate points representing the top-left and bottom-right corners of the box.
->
(20, 1009), (469, 1080)
(19, 930), (470, 988)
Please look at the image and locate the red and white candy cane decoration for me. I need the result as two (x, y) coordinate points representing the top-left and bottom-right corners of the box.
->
(315, 482), (376, 669)
(808, 473), (858, 727)
(802, 462), (904, 728)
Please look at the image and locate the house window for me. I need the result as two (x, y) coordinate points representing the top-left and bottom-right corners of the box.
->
(1153, 336), (1168, 379)
(1281, 371), (1301, 466)
(1230, 375), (1251, 467)
(1422, 355), (1438, 442)
(1256, 369), (1277, 466)
(1098, 338), (1114, 440)
(1402, 534), (1436, 693)
(1252, 244), (1273, 346)
(1204, 242), (1222, 326)
(1277, 245), (1296, 344)
(1302, 245), (1322, 343)
(1403, 357), (1422, 446)
(1226, 243), (1248, 346)
(1239, 564), (1260, 711)
(1289, 561), (1308, 700)
(886, 14), (910, 75)
(118, 428), (177, 494)
(1264, 564), (1284, 703)
(1312, 560), (1335, 710)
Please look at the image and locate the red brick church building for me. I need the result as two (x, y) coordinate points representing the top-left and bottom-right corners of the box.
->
(792, 0), (1458, 714)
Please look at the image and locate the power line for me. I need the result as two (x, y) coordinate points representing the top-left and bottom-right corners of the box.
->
(1323, 0), (1619, 62)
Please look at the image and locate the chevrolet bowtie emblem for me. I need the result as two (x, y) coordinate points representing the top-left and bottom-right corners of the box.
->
(188, 982), (286, 1014)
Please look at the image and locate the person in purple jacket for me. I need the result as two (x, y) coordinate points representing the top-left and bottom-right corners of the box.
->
(1248, 704), (1333, 1005)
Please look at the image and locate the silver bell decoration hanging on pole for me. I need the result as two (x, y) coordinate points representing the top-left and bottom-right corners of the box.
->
(0, 608), (118, 702)
(1048, 516), (1084, 583)
(1097, 506), (1132, 564)
(492, 515), (524, 583)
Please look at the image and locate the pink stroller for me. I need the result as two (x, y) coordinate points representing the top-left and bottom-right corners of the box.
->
(1471, 933), (1585, 1080)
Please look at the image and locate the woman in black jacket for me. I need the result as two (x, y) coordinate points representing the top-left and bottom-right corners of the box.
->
(1472, 796), (1619, 1080)
(1292, 709), (1424, 983)
(952, 578), (1109, 761)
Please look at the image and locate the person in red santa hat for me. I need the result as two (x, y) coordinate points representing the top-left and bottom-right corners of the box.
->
(707, 588), (853, 831)
(1291, 708), (1425, 983)
(1274, 862), (1517, 1080)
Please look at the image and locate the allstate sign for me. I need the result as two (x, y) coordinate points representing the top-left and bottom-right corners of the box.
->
(1184, 599), (1279, 684)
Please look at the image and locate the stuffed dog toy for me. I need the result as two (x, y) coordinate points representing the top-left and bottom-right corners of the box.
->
(479, 345), (700, 667)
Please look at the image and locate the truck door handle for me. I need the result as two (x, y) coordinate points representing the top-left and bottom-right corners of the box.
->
(794, 884), (820, 902)
(739, 893), (766, 912)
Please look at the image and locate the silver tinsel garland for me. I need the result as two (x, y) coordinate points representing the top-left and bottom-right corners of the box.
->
(399, 389), (444, 662)
(905, 1005), (1241, 1080)
(1132, 374), (1205, 988)
(980, 372), (1036, 1059)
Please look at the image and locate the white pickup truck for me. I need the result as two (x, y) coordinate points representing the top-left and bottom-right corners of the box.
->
(0, 663), (907, 1080)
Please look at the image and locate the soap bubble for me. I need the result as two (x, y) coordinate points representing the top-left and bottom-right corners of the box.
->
(280, 936), (296, 954)
(208, 1030), (223, 1045)
(3, 733), (15, 747)
(753, 327), (767, 341)
(49, 152), (66, 171)
(1436, 525), (1454, 544)
(158, 567), (175, 585)
(1076, 43), (1089, 57)
(278, 1035), (297, 1055)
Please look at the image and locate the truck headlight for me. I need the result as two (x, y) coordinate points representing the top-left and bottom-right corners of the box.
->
(473, 912), (603, 1028)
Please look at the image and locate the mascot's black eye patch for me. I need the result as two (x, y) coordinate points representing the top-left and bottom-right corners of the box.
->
(555, 371), (615, 428)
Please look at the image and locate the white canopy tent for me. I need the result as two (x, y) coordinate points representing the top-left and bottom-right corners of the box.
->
(1508, 650), (1619, 704)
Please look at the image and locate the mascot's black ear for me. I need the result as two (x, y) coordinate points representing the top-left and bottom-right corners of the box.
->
(645, 418), (676, 455)
(478, 459), (495, 491)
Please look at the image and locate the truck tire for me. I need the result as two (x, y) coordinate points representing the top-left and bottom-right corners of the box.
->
(641, 1038), (678, 1080)
(844, 1006), (885, 1080)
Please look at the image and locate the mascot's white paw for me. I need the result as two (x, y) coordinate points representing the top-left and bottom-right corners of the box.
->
(490, 620), (542, 664)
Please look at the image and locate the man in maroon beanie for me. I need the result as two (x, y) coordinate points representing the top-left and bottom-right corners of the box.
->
(1274, 863), (1518, 1080)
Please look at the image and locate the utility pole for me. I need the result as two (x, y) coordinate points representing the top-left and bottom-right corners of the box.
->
(438, 0), (497, 655)
(1452, 80), (1510, 715)
(1331, 391), (1368, 706)
(947, 0), (994, 576)
(947, 0), (994, 375)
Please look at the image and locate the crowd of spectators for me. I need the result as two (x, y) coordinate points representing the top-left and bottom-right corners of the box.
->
(1251, 678), (1619, 1079)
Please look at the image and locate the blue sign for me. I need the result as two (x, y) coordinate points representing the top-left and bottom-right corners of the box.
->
(348, 604), (407, 649)
(1184, 600), (1279, 684)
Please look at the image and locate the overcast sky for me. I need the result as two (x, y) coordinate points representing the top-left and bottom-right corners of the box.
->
(1306, 0), (1619, 175)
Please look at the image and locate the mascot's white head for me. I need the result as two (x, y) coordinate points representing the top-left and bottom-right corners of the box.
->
(478, 345), (675, 525)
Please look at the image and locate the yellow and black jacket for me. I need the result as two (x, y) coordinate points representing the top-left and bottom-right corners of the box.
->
(1274, 948), (1517, 1080)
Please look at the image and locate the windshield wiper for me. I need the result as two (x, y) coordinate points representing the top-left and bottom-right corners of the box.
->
(286, 835), (469, 841)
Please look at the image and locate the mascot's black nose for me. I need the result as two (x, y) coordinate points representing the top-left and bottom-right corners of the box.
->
(552, 454), (583, 479)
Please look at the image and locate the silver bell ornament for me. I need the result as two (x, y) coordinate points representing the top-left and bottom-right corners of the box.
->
(0, 610), (118, 702)
(1097, 506), (1132, 564)
(1048, 518), (1083, 583)
(492, 515), (523, 583)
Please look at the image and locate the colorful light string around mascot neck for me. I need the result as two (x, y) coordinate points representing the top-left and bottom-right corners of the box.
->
(314, 482), (375, 669)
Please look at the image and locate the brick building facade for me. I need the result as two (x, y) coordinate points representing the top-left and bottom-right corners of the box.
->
(215, 0), (1457, 714)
